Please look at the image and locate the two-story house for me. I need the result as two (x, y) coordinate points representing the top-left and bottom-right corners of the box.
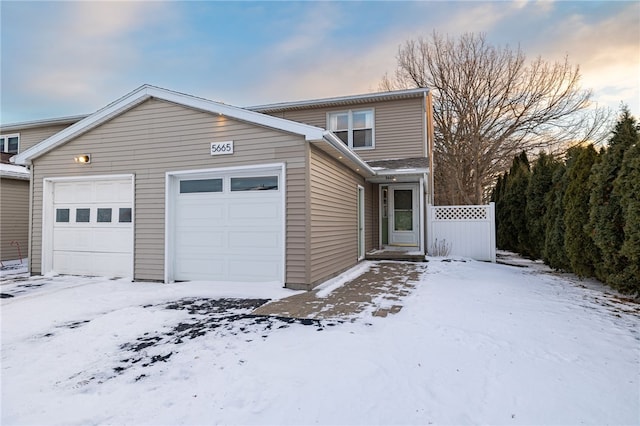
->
(11, 85), (433, 289)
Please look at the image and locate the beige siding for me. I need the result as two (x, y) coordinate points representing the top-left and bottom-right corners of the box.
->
(0, 178), (29, 261)
(308, 146), (367, 286)
(275, 97), (426, 162)
(30, 98), (309, 285)
(3, 124), (75, 153)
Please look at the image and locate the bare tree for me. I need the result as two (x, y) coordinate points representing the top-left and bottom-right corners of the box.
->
(381, 32), (609, 205)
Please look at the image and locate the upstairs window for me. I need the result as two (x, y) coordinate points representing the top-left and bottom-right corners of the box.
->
(328, 109), (374, 149)
(0, 133), (20, 154)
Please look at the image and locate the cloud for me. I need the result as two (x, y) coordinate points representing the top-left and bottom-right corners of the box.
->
(5, 2), (178, 112)
(527, 2), (640, 112)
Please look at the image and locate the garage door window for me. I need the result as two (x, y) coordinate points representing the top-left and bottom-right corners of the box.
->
(180, 179), (222, 194)
(231, 176), (278, 191)
(76, 208), (90, 223)
(56, 208), (70, 223)
(119, 208), (132, 223)
(97, 208), (112, 223)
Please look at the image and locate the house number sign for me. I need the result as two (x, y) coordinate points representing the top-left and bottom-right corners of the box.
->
(211, 141), (234, 156)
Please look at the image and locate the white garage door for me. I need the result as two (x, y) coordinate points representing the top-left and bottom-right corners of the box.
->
(173, 169), (283, 282)
(51, 179), (133, 277)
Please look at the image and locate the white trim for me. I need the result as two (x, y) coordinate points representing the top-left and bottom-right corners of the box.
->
(41, 174), (135, 276)
(326, 108), (375, 150)
(0, 132), (20, 154)
(419, 176), (425, 254)
(388, 183), (420, 247)
(14, 85), (328, 165)
(320, 132), (376, 176)
(357, 185), (365, 261)
(165, 162), (286, 284)
(378, 185), (385, 247)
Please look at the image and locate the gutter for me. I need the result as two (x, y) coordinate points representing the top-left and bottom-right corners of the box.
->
(320, 131), (376, 177)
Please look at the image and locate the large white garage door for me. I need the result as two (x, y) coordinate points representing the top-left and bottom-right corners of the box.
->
(173, 168), (283, 282)
(51, 179), (133, 277)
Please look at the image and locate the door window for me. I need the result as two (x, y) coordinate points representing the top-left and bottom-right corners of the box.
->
(394, 190), (413, 231)
(97, 208), (112, 223)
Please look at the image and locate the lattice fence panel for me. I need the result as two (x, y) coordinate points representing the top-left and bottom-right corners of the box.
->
(427, 203), (496, 262)
(433, 206), (488, 221)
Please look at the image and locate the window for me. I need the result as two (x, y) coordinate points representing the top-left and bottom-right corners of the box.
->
(328, 109), (374, 149)
(231, 176), (278, 191)
(76, 208), (90, 223)
(97, 208), (112, 223)
(119, 208), (132, 223)
(0, 133), (20, 154)
(180, 179), (223, 193)
(56, 208), (70, 223)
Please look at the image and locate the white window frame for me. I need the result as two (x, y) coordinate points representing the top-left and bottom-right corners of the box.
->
(327, 109), (375, 150)
(0, 133), (20, 154)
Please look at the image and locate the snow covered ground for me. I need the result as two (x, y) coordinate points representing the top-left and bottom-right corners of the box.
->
(1, 257), (638, 425)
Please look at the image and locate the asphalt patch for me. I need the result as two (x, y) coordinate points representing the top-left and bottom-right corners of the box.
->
(112, 298), (339, 378)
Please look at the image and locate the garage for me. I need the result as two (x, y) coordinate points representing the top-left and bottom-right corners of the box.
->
(45, 177), (134, 277)
(168, 165), (284, 283)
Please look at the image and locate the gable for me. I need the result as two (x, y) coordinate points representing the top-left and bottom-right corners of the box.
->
(13, 85), (375, 176)
(35, 98), (311, 167)
(13, 85), (327, 166)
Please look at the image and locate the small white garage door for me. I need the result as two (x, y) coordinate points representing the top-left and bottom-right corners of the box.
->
(51, 179), (133, 277)
(172, 168), (283, 282)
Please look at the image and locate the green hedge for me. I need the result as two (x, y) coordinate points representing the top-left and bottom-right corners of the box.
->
(492, 108), (639, 296)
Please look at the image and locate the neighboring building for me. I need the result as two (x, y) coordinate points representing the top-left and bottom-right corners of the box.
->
(1, 115), (85, 262)
(0, 162), (29, 262)
(12, 85), (434, 289)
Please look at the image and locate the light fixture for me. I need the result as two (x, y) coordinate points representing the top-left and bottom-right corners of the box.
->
(74, 154), (91, 164)
(338, 156), (343, 159)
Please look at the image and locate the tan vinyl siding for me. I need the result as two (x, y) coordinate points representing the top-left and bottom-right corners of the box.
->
(29, 98), (308, 284)
(274, 97), (426, 162)
(308, 146), (366, 286)
(0, 178), (29, 261)
(6, 124), (75, 153)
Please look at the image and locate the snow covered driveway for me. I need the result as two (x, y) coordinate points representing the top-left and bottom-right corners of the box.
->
(1, 259), (638, 425)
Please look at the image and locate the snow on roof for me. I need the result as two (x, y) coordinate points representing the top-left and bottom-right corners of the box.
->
(0, 163), (29, 180)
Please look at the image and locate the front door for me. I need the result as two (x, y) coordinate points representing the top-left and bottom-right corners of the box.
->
(389, 185), (419, 246)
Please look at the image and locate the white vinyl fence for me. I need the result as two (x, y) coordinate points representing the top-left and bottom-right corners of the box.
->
(427, 203), (496, 262)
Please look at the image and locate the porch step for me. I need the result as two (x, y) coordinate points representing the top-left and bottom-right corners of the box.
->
(365, 251), (426, 262)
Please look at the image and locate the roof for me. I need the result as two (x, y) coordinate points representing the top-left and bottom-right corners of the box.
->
(11, 84), (375, 176)
(0, 114), (88, 132)
(12, 85), (331, 166)
(0, 163), (29, 180)
(367, 157), (430, 172)
(249, 87), (430, 113)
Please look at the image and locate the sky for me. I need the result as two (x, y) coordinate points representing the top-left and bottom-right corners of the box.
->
(1, 1), (639, 124)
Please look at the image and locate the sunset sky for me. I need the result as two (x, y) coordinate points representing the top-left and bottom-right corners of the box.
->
(1, 1), (638, 124)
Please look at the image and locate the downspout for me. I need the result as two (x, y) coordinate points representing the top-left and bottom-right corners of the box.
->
(424, 90), (435, 205)
(27, 164), (33, 275)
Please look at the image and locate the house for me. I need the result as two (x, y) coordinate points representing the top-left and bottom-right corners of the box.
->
(0, 161), (29, 262)
(1, 116), (85, 262)
(11, 85), (434, 289)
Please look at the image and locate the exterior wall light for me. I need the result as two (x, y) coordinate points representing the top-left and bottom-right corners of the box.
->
(74, 154), (91, 164)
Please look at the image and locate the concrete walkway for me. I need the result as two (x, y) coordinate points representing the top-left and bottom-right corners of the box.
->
(252, 261), (427, 320)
